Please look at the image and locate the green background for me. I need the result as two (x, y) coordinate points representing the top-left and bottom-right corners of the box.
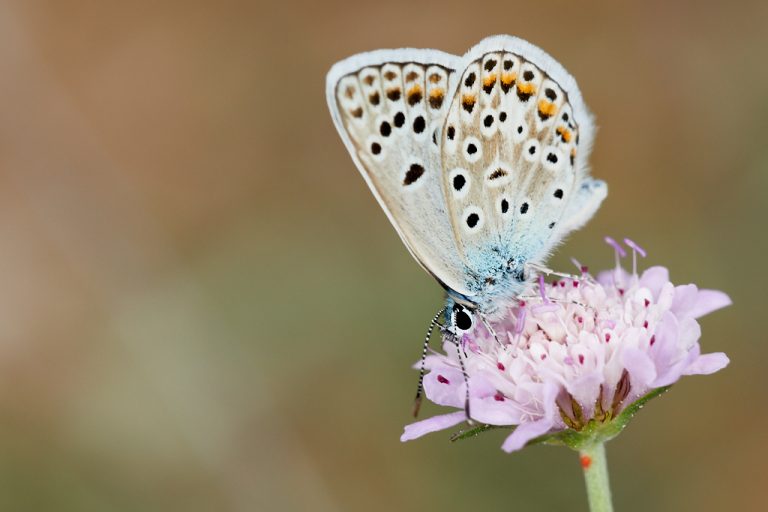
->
(0, 1), (764, 510)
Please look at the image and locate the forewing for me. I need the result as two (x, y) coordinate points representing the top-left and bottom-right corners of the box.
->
(441, 36), (602, 270)
(326, 50), (474, 296)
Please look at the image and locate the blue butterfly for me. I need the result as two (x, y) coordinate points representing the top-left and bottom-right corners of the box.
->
(327, 35), (606, 412)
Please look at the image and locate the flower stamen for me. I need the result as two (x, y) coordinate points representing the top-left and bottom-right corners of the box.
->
(624, 237), (647, 276)
(604, 236), (626, 288)
(538, 274), (550, 304)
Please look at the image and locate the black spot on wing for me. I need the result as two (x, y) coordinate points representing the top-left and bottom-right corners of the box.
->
(413, 116), (425, 133)
(403, 164), (425, 185)
(488, 168), (507, 180)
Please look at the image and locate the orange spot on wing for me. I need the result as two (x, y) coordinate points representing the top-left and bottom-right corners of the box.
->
(429, 87), (444, 99)
(408, 84), (422, 95)
(429, 87), (444, 109)
(461, 94), (476, 113)
(538, 100), (557, 117)
(501, 72), (516, 85)
(483, 74), (497, 88)
(407, 84), (423, 105)
(517, 83), (536, 95)
(557, 126), (572, 142)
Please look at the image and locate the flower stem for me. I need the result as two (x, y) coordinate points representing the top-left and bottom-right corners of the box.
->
(579, 442), (613, 512)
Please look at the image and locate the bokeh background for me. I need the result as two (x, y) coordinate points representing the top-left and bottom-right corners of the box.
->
(0, 1), (765, 510)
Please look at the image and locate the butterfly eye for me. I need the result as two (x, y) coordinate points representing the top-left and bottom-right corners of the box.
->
(451, 304), (474, 334)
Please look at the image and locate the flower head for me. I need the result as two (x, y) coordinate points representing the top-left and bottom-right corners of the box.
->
(401, 238), (731, 452)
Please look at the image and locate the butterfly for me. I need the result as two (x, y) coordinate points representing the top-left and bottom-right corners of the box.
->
(326, 35), (606, 411)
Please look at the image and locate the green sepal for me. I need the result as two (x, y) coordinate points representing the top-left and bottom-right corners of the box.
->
(449, 423), (506, 442)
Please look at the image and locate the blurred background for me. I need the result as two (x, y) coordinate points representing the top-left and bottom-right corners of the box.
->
(0, 1), (765, 510)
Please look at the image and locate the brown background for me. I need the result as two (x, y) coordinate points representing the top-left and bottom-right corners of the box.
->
(0, 1), (765, 510)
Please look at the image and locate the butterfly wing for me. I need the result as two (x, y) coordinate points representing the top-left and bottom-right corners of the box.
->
(440, 36), (605, 273)
(553, 177), (607, 237)
(327, 49), (476, 296)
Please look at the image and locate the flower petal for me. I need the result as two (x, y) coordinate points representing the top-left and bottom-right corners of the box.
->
(683, 352), (730, 375)
(678, 317), (702, 351)
(650, 312), (680, 363)
(622, 347), (657, 390)
(596, 268), (631, 289)
(424, 367), (465, 408)
(690, 290), (732, 319)
(501, 417), (555, 452)
(470, 396), (523, 425)
(501, 381), (559, 452)
(671, 284), (700, 318)
(640, 266), (670, 298)
(400, 411), (466, 442)
(564, 373), (603, 413)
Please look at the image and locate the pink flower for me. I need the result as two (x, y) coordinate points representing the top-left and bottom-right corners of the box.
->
(401, 239), (731, 452)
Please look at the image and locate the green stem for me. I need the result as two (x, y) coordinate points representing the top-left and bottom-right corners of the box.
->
(579, 442), (613, 512)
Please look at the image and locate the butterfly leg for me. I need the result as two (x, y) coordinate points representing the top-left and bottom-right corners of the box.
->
(517, 294), (593, 311)
(412, 307), (447, 417)
(479, 314), (504, 347)
(525, 261), (582, 282)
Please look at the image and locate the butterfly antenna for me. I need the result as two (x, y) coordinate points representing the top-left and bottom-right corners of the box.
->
(412, 306), (447, 417)
(451, 332), (474, 424)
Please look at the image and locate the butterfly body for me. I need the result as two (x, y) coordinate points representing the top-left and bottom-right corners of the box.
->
(327, 36), (606, 323)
